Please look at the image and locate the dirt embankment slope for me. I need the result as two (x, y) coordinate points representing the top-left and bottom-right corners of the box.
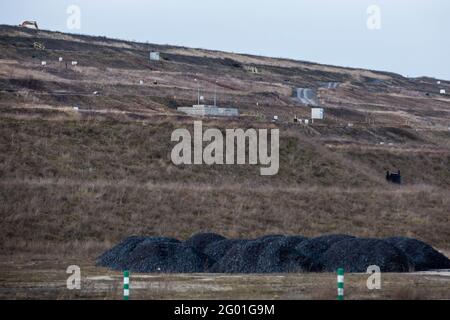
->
(0, 25), (449, 257)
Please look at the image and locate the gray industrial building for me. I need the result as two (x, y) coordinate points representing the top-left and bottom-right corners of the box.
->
(177, 105), (239, 117)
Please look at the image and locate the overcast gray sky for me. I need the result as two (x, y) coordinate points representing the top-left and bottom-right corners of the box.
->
(1, 0), (449, 79)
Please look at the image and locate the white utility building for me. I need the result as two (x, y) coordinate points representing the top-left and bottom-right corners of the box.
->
(311, 108), (324, 120)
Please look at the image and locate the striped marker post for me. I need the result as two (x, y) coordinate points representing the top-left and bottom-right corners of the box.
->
(337, 268), (344, 300)
(124, 271), (130, 300)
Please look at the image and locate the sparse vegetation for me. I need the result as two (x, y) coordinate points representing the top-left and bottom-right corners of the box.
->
(0, 25), (449, 299)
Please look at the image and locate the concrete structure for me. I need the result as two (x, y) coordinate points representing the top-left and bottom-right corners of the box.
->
(318, 82), (339, 89)
(440, 89), (446, 95)
(177, 105), (239, 117)
(71, 61), (78, 66)
(311, 107), (324, 120)
(150, 51), (160, 61)
(41, 61), (46, 66)
(244, 65), (259, 74)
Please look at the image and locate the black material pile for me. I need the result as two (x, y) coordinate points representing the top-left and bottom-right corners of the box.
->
(385, 237), (450, 271)
(124, 241), (214, 273)
(184, 233), (227, 252)
(96, 236), (180, 270)
(96, 233), (450, 273)
(295, 234), (355, 263)
(321, 238), (410, 272)
(207, 235), (307, 273)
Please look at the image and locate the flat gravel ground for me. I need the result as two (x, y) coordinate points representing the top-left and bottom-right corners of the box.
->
(1, 256), (449, 300)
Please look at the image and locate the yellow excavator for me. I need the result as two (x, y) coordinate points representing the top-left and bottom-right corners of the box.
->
(20, 21), (44, 50)
(20, 21), (39, 30)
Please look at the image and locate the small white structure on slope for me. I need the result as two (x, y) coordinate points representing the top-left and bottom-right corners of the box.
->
(150, 51), (160, 61)
(244, 65), (259, 74)
(311, 107), (324, 120)
(440, 89), (446, 95)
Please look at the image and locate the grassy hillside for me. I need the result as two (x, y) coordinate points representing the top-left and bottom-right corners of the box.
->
(0, 25), (449, 258)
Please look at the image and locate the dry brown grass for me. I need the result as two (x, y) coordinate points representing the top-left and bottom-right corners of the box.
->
(1, 179), (449, 256)
(388, 287), (426, 300)
(1, 255), (449, 300)
(0, 116), (449, 257)
(1, 26), (449, 283)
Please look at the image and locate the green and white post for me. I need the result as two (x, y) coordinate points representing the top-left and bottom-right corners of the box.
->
(337, 268), (344, 300)
(124, 270), (130, 300)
